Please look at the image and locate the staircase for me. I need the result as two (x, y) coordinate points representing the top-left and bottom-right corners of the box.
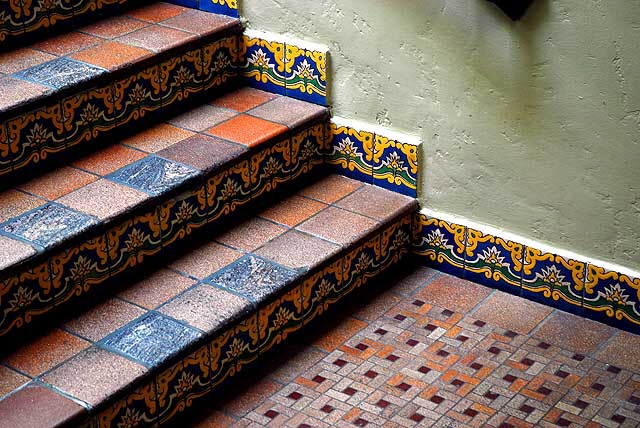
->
(0, 3), (418, 426)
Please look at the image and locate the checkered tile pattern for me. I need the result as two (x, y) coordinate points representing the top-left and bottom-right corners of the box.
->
(184, 267), (640, 428)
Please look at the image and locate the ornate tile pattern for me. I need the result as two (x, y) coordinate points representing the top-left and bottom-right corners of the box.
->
(372, 132), (420, 197)
(199, 0), (239, 18)
(584, 264), (640, 330)
(240, 31), (287, 95)
(285, 42), (328, 105)
(327, 119), (375, 184)
(412, 213), (466, 277)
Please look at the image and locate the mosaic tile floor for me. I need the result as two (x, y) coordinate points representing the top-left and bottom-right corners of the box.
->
(179, 266), (640, 428)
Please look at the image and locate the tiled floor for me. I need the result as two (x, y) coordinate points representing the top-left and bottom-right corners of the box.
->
(178, 267), (640, 428)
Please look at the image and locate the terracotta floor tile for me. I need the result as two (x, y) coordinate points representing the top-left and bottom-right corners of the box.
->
(70, 41), (151, 70)
(168, 104), (237, 131)
(471, 291), (553, 334)
(64, 298), (146, 342)
(260, 195), (327, 227)
(116, 25), (195, 52)
(121, 123), (194, 152)
(219, 378), (282, 417)
(206, 114), (288, 147)
(596, 331), (640, 372)
(0, 189), (46, 222)
(126, 2), (186, 22)
(298, 174), (363, 203)
(80, 16), (147, 39)
(532, 311), (615, 355)
(297, 206), (379, 246)
(255, 230), (340, 271)
(0, 384), (86, 427)
(57, 179), (148, 221)
(335, 184), (415, 221)
(261, 343), (326, 383)
(210, 87), (278, 112)
(42, 347), (146, 407)
(0, 235), (36, 270)
(3, 329), (90, 377)
(311, 317), (368, 352)
(170, 241), (242, 279)
(191, 410), (236, 428)
(17, 166), (97, 200)
(0, 48), (56, 74)
(0, 365), (29, 397)
(71, 144), (146, 175)
(248, 96), (327, 129)
(0, 77), (49, 112)
(161, 9), (237, 36)
(118, 269), (196, 309)
(32, 32), (103, 56)
(415, 274), (492, 313)
(214, 217), (287, 252)
(157, 135), (245, 173)
(351, 290), (403, 321)
(392, 266), (440, 296)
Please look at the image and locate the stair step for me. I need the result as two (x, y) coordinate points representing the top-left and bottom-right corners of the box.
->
(0, 174), (417, 427)
(0, 86), (329, 344)
(0, 2), (241, 179)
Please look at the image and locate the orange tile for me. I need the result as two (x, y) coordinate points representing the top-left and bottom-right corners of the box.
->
(210, 87), (277, 112)
(80, 16), (147, 39)
(17, 166), (97, 200)
(0, 365), (29, 397)
(0, 190), (46, 222)
(259, 195), (327, 227)
(311, 317), (367, 352)
(298, 174), (363, 204)
(72, 144), (146, 175)
(0, 48), (56, 74)
(126, 2), (186, 22)
(121, 123), (194, 152)
(70, 41), (151, 70)
(206, 114), (287, 147)
(32, 32), (102, 56)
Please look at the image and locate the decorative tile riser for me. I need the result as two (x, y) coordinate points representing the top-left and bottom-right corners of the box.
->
(411, 212), (640, 334)
(81, 211), (414, 428)
(0, 32), (241, 180)
(0, 0), (132, 48)
(166, 0), (239, 18)
(0, 119), (329, 342)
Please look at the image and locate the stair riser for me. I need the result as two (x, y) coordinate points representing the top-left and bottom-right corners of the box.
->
(0, 30), (241, 180)
(80, 210), (413, 427)
(0, 118), (329, 342)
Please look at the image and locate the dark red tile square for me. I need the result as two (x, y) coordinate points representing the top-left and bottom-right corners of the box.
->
(470, 362), (483, 370)
(355, 343), (368, 351)
(451, 379), (464, 387)
(354, 418), (368, 427)
(386, 354), (400, 362)
(394, 314), (407, 321)
(503, 374), (517, 383)
(312, 375), (325, 383)
(418, 366), (431, 374)
(321, 405), (333, 413)
(441, 309), (454, 317)
(364, 370), (378, 379)
(288, 392), (302, 400)
(574, 400), (589, 409)
(397, 382), (411, 392)
(437, 350), (450, 357)
(591, 383), (605, 392)
(521, 358), (535, 366)
(572, 353), (585, 361)
(425, 324), (437, 332)
(334, 359), (347, 367)
(343, 387), (357, 396)
(430, 395), (444, 404)
(607, 365), (621, 374)
(473, 320), (486, 327)
(557, 418), (571, 427)
(413, 299), (425, 306)
(505, 330), (518, 338)
(520, 404), (535, 414)
(464, 408), (479, 417)
(538, 341), (551, 350)
(612, 415), (626, 424)
(265, 410), (279, 419)
(376, 399), (389, 408)
(537, 386), (552, 395)
(375, 328), (387, 335)
(407, 339), (419, 347)
(488, 346), (501, 355)
(484, 391), (499, 400)
(457, 335), (469, 342)
(555, 370), (569, 378)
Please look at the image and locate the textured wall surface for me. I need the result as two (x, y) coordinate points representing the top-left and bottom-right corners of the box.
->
(241, 0), (640, 271)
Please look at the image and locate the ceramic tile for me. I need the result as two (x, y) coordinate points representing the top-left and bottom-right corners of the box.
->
(415, 274), (492, 313)
(70, 41), (152, 71)
(80, 15), (148, 39)
(258, 285), (305, 353)
(168, 105), (237, 132)
(14, 57), (106, 89)
(211, 87), (277, 112)
(0, 384), (86, 427)
(122, 123), (195, 153)
(297, 206), (379, 247)
(0, 235), (37, 270)
(118, 269), (196, 309)
(0, 2), (25, 43)
(379, 214), (412, 271)
(108, 156), (198, 196)
(17, 166), (97, 200)
(160, 9), (237, 36)
(240, 32), (286, 94)
(169, 241), (242, 279)
(533, 311), (615, 354)
(260, 195), (327, 227)
(0, 366), (29, 398)
(255, 230), (341, 272)
(412, 214), (466, 277)
(64, 297), (147, 341)
(32, 32), (103, 56)
(297, 174), (363, 204)
(62, 85), (119, 151)
(101, 312), (202, 368)
(91, 381), (158, 428)
(327, 120), (375, 183)
(42, 346), (147, 407)
(159, 46), (204, 106)
(471, 291), (553, 334)
(157, 134), (245, 173)
(285, 42), (328, 105)
(159, 284), (252, 334)
(116, 25), (195, 52)
(206, 255), (298, 304)
(1, 203), (96, 249)
(209, 314), (260, 388)
(0, 48), (56, 74)
(250, 137), (292, 198)
(0, 77), (49, 113)
(111, 66), (164, 127)
(126, 2), (186, 22)
(201, 36), (239, 92)
(158, 185), (210, 248)
(335, 184), (415, 221)
(372, 133), (420, 197)
(464, 227), (524, 293)
(200, 0), (239, 17)
(214, 217), (287, 252)
(205, 160), (251, 222)
(248, 96), (328, 129)
(300, 260), (343, 324)
(583, 264), (640, 332)
(290, 122), (326, 180)
(207, 114), (288, 147)
(71, 143), (146, 175)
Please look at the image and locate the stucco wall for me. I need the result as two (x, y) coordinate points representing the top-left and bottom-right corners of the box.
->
(241, 0), (640, 271)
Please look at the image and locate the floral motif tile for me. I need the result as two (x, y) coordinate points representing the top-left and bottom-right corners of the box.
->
(412, 214), (466, 277)
(372, 133), (420, 197)
(327, 119), (374, 184)
(240, 31), (286, 95)
(285, 42), (328, 105)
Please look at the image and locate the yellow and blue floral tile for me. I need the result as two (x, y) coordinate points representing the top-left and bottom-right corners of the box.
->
(209, 313), (259, 388)
(92, 381), (157, 428)
(240, 30), (286, 95)
(156, 345), (211, 425)
(464, 227), (524, 293)
(285, 41), (328, 106)
(167, 0), (198, 9)
(380, 214), (412, 271)
(63, 85), (118, 151)
(300, 260), (343, 325)
(343, 234), (382, 296)
(50, 234), (111, 308)
(0, 261), (53, 337)
(206, 160), (251, 223)
(290, 123), (325, 181)
(106, 209), (163, 277)
(159, 185), (209, 249)
(327, 118), (375, 184)
(583, 264), (640, 333)
(372, 132), (420, 197)
(250, 138), (292, 199)
(202, 36), (239, 92)
(200, 0), (239, 17)
(258, 284), (304, 354)
(5, 102), (67, 174)
(412, 213), (466, 277)
(521, 248), (585, 313)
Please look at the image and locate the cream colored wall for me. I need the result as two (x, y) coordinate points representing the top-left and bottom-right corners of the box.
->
(241, 0), (640, 271)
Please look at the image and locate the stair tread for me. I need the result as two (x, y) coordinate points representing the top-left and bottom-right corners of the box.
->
(0, 87), (327, 271)
(0, 3), (238, 117)
(0, 174), (416, 421)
